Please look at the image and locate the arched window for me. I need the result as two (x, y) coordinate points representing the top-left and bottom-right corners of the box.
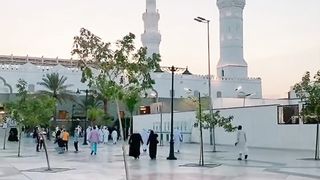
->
(217, 91), (222, 98)
(28, 84), (35, 93)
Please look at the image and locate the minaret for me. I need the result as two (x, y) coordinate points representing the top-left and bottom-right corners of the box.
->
(141, 0), (161, 57)
(216, 0), (248, 78)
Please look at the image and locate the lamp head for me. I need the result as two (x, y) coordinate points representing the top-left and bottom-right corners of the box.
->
(235, 86), (242, 91)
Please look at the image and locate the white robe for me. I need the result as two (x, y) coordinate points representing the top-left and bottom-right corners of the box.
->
(103, 129), (109, 143)
(86, 127), (91, 142)
(140, 130), (149, 151)
(98, 129), (104, 143)
(235, 130), (248, 157)
(111, 130), (118, 144)
(174, 129), (182, 152)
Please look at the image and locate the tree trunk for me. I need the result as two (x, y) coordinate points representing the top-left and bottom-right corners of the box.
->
(213, 126), (217, 152)
(3, 128), (7, 150)
(198, 93), (204, 166)
(199, 121), (204, 166)
(103, 98), (108, 114)
(116, 100), (129, 180)
(40, 133), (51, 171)
(130, 112), (133, 135)
(18, 126), (22, 157)
(210, 127), (213, 145)
(315, 122), (319, 160)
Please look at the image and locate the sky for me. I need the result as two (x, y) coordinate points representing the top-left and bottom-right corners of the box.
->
(0, 0), (319, 98)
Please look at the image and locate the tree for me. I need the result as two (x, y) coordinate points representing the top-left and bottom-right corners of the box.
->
(72, 28), (160, 180)
(38, 72), (75, 129)
(123, 86), (140, 135)
(5, 79), (55, 170)
(192, 94), (235, 166)
(294, 70), (320, 160)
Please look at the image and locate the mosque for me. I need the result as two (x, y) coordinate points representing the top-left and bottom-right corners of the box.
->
(0, 0), (311, 150)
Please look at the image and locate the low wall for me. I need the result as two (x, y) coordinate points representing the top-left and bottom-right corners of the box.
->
(133, 105), (317, 150)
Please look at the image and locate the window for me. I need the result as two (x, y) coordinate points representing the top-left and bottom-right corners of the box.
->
(222, 70), (225, 77)
(217, 91), (222, 98)
(277, 105), (299, 124)
(28, 84), (35, 93)
(139, 106), (150, 114)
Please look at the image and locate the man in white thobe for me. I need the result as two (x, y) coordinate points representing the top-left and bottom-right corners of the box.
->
(102, 126), (109, 144)
(86, 126), (92, 144)
(235, 125), (248, 160)
(174, 128), (182, 153)
(140, 129), (149, 152)
(111, 130), (118, 144)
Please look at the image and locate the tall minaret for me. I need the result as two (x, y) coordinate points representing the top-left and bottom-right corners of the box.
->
(141, 0), (161, 57)
(216, 0), (248, 78)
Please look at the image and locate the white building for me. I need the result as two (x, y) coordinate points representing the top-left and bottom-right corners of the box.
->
(0, 0), (307, 150)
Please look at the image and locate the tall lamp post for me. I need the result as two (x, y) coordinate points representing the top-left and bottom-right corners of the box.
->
(167, 66), (178, 160)
(151, 89), (164, 146)
(194, 16), (215, 146)
(76, 89), (97, 145)
(154, 66), (187, 160)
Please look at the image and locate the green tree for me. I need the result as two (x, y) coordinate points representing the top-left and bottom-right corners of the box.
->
(123, 86), (140, 135)
(72, 28), (160, 180)
(294, 70), (320, 160)
(38, 73), (74, 103)
(5, 79), (55, 170)
(38, 73), (75, 127)
(192, 94), (235, 166)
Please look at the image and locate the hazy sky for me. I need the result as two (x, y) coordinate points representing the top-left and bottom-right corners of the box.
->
(0, 0), (319, 98)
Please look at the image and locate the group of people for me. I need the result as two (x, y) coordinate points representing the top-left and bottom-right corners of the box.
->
(32, 124), (249, 161)
(85, 125), (119, 145)
(128, 129), (159, 160)
(54, 127), (70, 153)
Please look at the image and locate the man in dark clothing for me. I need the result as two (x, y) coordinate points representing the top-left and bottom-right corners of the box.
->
(55, 128), (62, 144)
(147, 130), (159, 160)
(128, 132), (143, 159)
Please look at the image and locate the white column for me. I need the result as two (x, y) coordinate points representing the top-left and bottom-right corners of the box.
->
(216, 0), (248, 78)
(141, 0), (161, 57)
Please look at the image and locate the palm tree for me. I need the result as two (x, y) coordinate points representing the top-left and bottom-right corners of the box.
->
(38, 73), (75, 103)
(77, 96), (105, 126)
(38, 73), (75, 128)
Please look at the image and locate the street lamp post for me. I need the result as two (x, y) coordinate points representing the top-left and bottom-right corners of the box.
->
(76, 89), (96, 145)
(194, 16), (215, 147)
(151, 89), (164, 146)
(154, 65), (187, 160)
(167, 66), (178, 160)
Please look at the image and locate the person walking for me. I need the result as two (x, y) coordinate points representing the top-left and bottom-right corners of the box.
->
(61, 129), (70, 151)
(88, 126), (100, 155)
(235, 125), (248, 160)
(147, 130), (159, 160)
(174, 128), (182, 153)
(73, 127), (80, 152)
(33, 127), (40, 152)
(111, 129), (118, 144)
(128, 131), (143, 159)
(102, 126), (109, 144)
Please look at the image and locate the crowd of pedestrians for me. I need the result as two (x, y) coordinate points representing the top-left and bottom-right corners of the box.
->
(30, 125), (248, 161)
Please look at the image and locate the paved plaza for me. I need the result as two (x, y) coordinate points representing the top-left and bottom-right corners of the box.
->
(1, 129), (320, 180)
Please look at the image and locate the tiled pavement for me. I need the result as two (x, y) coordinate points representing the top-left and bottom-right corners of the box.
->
(1, 129), (320, 180)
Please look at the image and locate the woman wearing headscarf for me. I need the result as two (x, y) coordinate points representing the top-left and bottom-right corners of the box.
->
(147, 130), (159, 160)
(128, 131), (143, 159)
